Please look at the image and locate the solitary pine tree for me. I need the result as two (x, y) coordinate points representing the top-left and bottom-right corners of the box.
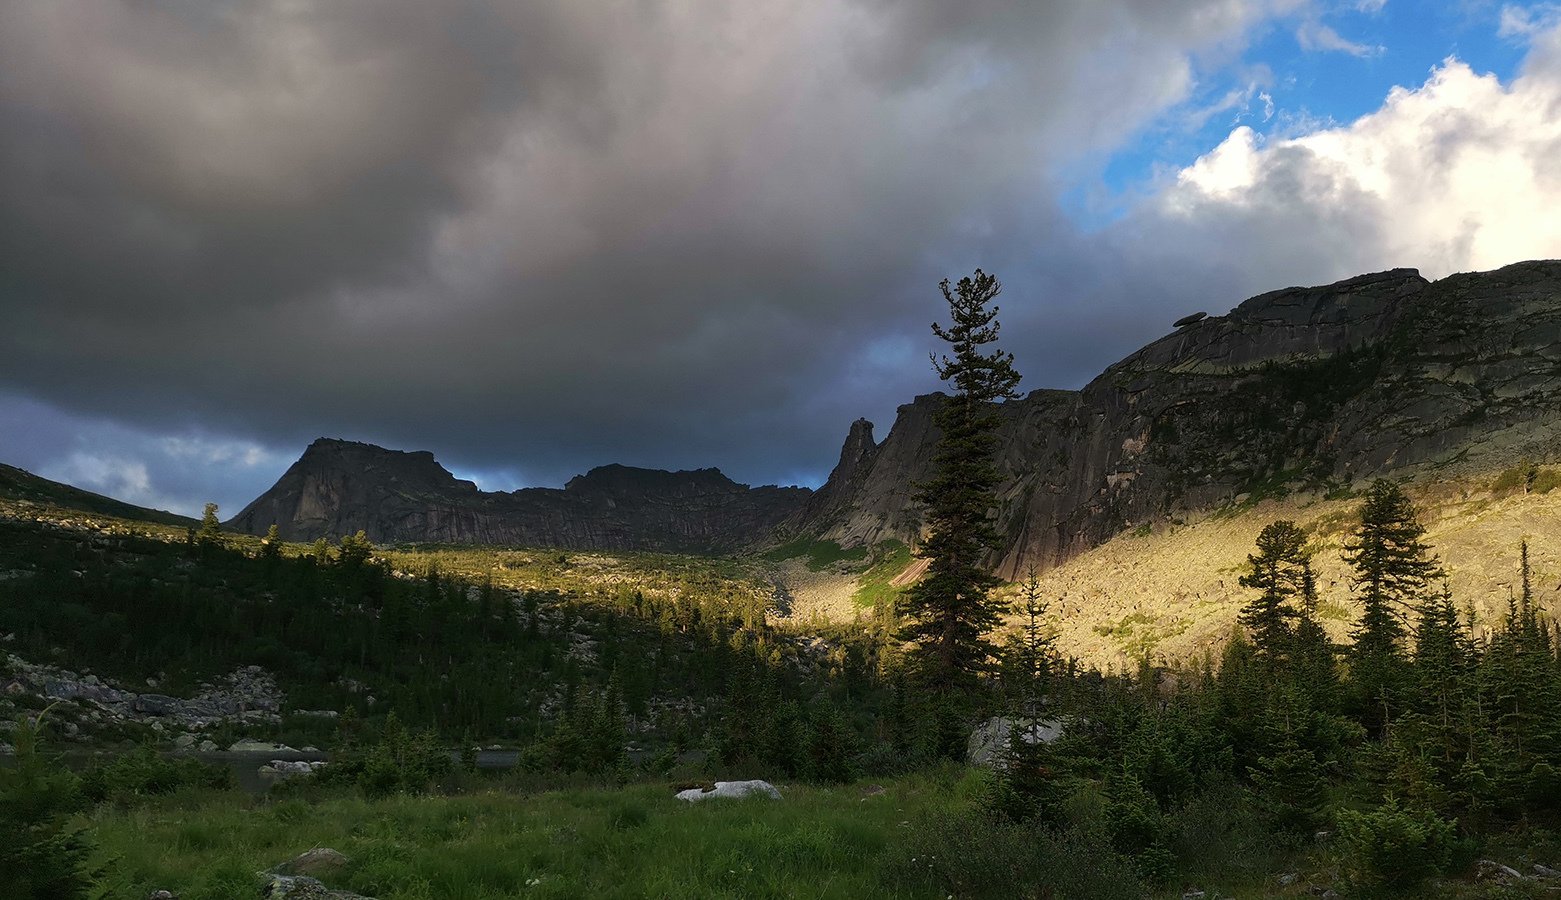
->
(1343, 479), (1442, 731)
(898, 269), (1021, 704)
(198, 502), (221, 542)
(1239, 520), (1309, 662)
(260, 523), (282, 561)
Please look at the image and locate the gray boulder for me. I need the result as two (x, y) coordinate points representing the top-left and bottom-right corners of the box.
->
(967, 717), (1064, 769)
(262, 874), (373, 899)
(259, 760), (327, 779)
(271, 848), (350, 879)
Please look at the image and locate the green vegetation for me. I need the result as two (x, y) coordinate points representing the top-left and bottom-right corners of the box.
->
(762, 536), (868, 570)
(1091, 612), (1187, 658)
(5, 422), (1561, 898)
(1493, 459), (1561, 495)
(0, 510), (867, 748)
(850, 539), (913, 609)
(1, 708), (100, 897)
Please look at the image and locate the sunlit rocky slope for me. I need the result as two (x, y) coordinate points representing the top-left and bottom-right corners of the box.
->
(797, 260), (1561, 577)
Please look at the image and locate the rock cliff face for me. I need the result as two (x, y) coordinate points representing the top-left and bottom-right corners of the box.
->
(228, 439), (809, 553)
(235, 261), (1561, 566)
(794, 260), (1561, 577)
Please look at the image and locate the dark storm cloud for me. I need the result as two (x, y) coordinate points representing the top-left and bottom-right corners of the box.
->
(1, 0), (1305, 501)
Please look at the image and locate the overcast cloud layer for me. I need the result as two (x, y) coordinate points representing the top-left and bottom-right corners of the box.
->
(3, 1), (1561, 516)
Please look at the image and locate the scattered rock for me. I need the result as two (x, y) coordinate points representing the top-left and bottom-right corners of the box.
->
(148, 891), (178, 900)
(1173, 311), (1208, 327)
(675, 780), (782, 802)
(859, 784), (886, 798)
(294, 709), (339, 719)
(260, 760), (327, 779)
(1278, 872), (1298, 886)
(1478, 859), (1526, 883)
(198, 740), (218, 752)
(261, 874), (373, 899)
(231, 739), (297, 753)
(1535, 863), (1560, 878)
(3, 654), (286, 735)
(173, 733), (196, 749)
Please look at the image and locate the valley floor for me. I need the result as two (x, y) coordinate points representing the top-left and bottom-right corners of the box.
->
(80, 771), (1554, 900)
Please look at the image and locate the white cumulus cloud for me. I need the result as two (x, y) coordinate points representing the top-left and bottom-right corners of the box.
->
(1140, 28), (1561, 283)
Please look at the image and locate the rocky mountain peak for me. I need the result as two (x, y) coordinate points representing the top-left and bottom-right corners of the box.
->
(563, 464), (745, 497)
(231, 442), (809, 553)
(797, 260), (1561, 577)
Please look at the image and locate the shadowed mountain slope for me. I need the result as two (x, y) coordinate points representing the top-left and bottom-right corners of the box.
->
(0, 463), (195, 527)
(227, 439), (809, 552)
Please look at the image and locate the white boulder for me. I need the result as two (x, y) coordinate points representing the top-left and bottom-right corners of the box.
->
(675, 780), (782, 802)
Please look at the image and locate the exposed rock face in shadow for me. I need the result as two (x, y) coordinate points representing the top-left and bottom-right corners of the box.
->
(233, 261), (1561, 569)
(228, 440), (809, 553)
(794, 260), (1561, 578)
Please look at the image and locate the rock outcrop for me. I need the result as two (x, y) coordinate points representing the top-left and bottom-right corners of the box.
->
(794, 260), (1561, 577)
(4, 655), (283, 732)
(229, 440), (809, 552)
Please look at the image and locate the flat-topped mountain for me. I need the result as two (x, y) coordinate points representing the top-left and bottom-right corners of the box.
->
(792, 260), (1561, 576)
(227, 439), (809, 552)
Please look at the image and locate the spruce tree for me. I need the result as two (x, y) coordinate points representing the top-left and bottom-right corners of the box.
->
(198, 501), (222, 543)
(1410, 582), (1473, 766)
(1291, 561), (1340, 711)
(260, 523), (282, 561)
(990, 569), (1062, 822)
(898, 269), (1021, 707)
(1238, 520), (1309, 663)
(1343, 479), (1441, 731)
(1005, 568), (1056, 713)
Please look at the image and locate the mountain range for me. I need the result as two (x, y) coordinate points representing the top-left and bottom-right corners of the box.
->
(219, 260), (1561, 570)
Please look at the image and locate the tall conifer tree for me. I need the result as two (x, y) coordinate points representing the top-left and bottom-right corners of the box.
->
(1239, 520), (1309, 663)
(1343, 479), (1441, 731)
(899, 269), (1021, 708)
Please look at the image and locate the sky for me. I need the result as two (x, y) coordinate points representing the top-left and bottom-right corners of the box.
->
(3, 0), (1561, 518)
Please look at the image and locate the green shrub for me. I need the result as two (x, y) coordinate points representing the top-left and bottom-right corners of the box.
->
(0, 712), (99, 898)
(319, 712), (453, 797)
(80, 745), (235, 804)
(1532, 467), (1561, 495)
(889, 810), (1144, 899)
(1335, 798), (1457, 891)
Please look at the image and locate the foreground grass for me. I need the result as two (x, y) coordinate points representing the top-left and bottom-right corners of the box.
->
(87, 772), (985, 900)
(65, 765), (1561, 899)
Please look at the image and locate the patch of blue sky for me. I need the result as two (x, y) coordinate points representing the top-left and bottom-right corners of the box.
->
(1059, 1), (1531, 231)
